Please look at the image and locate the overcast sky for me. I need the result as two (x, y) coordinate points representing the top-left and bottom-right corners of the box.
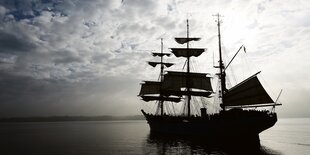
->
(0, 0), (309, 117)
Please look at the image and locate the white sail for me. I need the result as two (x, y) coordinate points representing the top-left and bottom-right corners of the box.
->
(223, 76), (274, 106)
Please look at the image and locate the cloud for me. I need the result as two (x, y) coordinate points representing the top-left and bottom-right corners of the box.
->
(0, 0), (308, 117)
(0, 30), (36, 53)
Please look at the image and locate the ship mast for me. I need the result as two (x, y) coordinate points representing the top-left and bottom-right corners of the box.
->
(166, 20), (209, 116)
(214, 13), (227, 111)
(138, 39), (178, 116)
(160, 38), (164, 116)
(186, 19), (191, 117)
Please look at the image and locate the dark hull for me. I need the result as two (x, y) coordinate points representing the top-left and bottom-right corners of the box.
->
(142, 109), (277, 141)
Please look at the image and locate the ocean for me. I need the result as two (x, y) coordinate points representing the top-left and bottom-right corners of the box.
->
(0, 118), (309, 155)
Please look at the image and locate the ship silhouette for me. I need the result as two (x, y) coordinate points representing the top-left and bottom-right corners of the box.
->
(138, 14), (282, 143)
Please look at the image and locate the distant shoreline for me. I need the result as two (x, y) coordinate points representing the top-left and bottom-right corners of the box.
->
(0, 115), (145, 123)
(0, 115), (307, 123)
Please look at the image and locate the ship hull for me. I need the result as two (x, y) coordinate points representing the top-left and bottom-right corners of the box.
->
(142, 109), (277, 143)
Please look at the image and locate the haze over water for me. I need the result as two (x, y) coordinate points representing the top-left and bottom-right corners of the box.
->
(0, 118), (309, 155)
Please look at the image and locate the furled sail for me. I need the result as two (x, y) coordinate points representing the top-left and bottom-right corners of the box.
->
(152, 52), (171, 57)
(175, 38), (201, 44)
(139, 81), (161, 96)
(141, 96), (181, 102)
(170, 48), (205, 57)
(223, 75), (274, 106)
(148, 62), (174, 68)
(162, 71), (213, 97)
(165, 90), (212, 97)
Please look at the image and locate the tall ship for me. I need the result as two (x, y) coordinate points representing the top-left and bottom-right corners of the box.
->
(138, 14), (282, 141)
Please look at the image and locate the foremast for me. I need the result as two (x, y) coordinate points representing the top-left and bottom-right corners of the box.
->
(138, 39), (177, 116)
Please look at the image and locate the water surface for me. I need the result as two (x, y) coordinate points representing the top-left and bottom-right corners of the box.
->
(0, 118), (309, 154)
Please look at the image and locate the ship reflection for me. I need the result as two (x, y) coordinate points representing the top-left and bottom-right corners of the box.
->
(144, 132), (282, 155)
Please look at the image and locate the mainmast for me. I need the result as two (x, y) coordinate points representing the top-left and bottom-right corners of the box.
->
(159, 20), (210, 117)
(214, 13), (227, 111)
(186, 19), (191, 117)
(160, 38), (164, 81)
(167, 19), (210, 116)
(160, 38), (164, 115)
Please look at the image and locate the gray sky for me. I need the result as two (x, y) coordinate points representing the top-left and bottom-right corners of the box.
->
(0, 0), (309, 117)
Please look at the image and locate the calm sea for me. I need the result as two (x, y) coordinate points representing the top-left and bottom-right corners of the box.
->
(0, 118), (309, 155)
